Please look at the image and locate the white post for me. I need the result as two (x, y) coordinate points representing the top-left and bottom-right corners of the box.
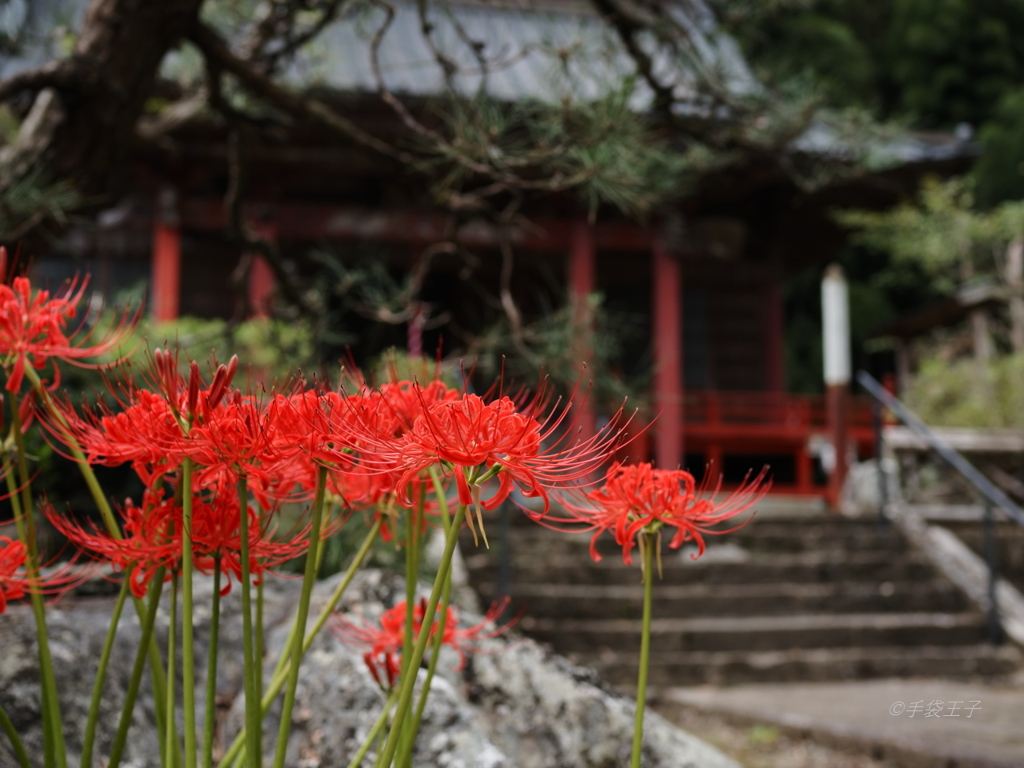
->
(822, 264), (851, 509)
(822, 264), (851, 388)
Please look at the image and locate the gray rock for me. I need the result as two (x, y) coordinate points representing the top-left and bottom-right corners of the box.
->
(1, 569), (739, 768)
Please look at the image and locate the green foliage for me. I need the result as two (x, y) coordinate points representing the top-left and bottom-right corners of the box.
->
(716, 0), (1024, 128)
(975, 87), (1024, 206)
(885, 0), (1024, 128)
(70, 313), (320, 393)
(365, 348), (463, 389)
(904, 352), (1024, 428)
(435, 86), (710, 219)
(745, 724), (781, 747)
(836, 177), (1024, 292)
(713, 0), (879, 108)
(0, 164), (80, 239)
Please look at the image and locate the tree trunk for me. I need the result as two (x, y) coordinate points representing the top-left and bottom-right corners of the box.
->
(1, 0), (205, 206)
(971, 308), (993, 363)
(1006, 236), (1024, 354)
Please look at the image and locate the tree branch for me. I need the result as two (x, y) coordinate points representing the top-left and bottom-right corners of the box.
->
(0, 60), (82, 104)
(189, 20), (411, 163)
(588, 0), (677, 119)
(243, 0), (353, 75)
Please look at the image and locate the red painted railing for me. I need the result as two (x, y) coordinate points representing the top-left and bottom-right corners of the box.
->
(628, 391), (878, 498)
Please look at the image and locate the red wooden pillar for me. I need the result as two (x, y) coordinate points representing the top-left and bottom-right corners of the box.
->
(151, 188), (181, 322)
(652, 239), (683, 469)
(247, 223), (277, 319)
(569, 221), (597, 443)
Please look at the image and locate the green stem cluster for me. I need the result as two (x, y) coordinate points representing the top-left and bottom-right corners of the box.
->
(377, 502), (468, 768)
(5, 402), (65, 768)
(217, 516), (383, 768)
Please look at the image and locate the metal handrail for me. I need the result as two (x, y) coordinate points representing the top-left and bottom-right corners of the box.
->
(857, 370), (1024, 645)
(857, 371), (1024, 528)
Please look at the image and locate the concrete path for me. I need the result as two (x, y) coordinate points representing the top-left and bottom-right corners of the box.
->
(657, 678), (1024, 768)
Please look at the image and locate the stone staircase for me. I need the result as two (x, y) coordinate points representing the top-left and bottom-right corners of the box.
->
(462, 507), (1022, 687)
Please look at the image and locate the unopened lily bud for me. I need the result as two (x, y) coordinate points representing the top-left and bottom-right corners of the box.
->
(187, 360), (200, 418)
(206, 354), (239, 407)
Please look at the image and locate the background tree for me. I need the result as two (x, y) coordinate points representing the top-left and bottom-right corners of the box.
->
(0, 0), (877, 408)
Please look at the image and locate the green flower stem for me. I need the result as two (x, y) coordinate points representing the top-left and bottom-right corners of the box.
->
(631, 533), (656, 768)
(216, 516), (383, 768)
(256, 578), (265, 705)
(396, 491), (423, 763)
(236, 477), (261, 768)
(166, 574), (179, 768)
(2, 449), (50, 768)
(399, 565), (452, 768)
(377, 502), (467, 768)
(81, 578), (131, 768)
(8, 405), (64, 768)
(398, 474), (453, 768)
(181, 460), (198, 768)
(108, 569), (166, 768)
(25, 367), (176, 761)
(0, 700), (32, 768)
(271, 466), (329, 768)
(345, 691), (397, 768)
(202, 562), (223, 768)
(24, 367), (120, 541)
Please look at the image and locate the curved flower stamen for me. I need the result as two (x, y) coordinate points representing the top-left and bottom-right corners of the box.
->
(554, 462), (771, 566)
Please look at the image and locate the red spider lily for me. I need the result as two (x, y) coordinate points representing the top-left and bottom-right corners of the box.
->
(272, 380), (462, 539)
(330, 597), (516, 689)
(266, 389), (353, 469)
(0, 246), (138, 393)
(556, 462), (770, 565)
(44, 485), (326, 598)
(377, 382), (631, 518)
(49, 388), (188, 487)
(317, 380), (462, 490)
(0, 535), (90, 613)
(345, 380), (462, 443)
(189, 387), (318, 508)
(0, 536), (29, 612)
(42, 352), (250, 488)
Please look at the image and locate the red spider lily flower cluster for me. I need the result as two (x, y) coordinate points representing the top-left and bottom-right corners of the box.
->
(38, 342), (631, 597)
(0, 535), (89, 613)
(0, 246), (138, 393)
(42, 351), (346, 594)
(330, 597), (516, 689)
(340, 378), (631, 536)
(557, 462), (771, 565)
(44, 489), (324, 598)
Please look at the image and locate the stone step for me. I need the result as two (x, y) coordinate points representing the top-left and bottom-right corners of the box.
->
(520, 612), (990, 654)
(579, 643), (1022, 687)
(474, 580), (971, 619)
(477, 523), (909, 557)
(464, 550), (938, 585)
(466, 507), (1023, 686)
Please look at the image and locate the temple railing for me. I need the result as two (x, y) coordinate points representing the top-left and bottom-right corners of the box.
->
(858, 370), (1024, 645)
